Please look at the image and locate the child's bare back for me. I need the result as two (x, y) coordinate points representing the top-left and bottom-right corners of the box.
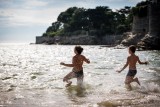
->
(128, 55), (139, 70)
(73, 54), (90, 72)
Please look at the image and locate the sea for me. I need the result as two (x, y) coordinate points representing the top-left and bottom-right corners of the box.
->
(0, 43), (160, 107)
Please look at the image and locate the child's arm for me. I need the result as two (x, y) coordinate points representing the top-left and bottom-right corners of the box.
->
(60, 62), (74, 67)
(117, 57), (129, 73)
(137, 56), (148, 65)
(60, 57), (75, 67)
(83, 56), (90, 64)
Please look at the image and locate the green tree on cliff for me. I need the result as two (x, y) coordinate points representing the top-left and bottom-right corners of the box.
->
(43, 6), (133, 37)
(132, 0), (149, 17)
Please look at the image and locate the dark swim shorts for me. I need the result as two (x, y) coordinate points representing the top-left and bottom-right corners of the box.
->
(127, 70), (137, 77)
(74, 70), (83, 78)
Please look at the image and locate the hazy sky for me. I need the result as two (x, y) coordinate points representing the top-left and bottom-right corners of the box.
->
(0, 0), (143, 43)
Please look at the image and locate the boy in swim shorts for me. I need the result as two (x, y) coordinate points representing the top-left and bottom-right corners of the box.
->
(60, 46), (90, 87)
(117, 45), (148, 90)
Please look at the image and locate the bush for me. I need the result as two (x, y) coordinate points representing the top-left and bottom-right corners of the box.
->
(116, 25), (127, 34)
(132, 1), (148, 18)
(42, 33), (47, 37)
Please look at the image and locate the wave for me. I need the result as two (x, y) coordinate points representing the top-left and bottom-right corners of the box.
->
(139, 82), (160, 93)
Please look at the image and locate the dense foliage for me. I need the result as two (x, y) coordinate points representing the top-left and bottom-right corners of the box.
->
(42, 0), (151, 37)
(42, 6), (133, 37)
(132, 0), (149, 17)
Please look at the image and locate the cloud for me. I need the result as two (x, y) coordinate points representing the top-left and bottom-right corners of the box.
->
(0, 7), (67, 27)
(0, 0), (143, 27)
(0, 0), (55, 27)
(23, 0), (48, 9)
(25, 0), (48, 7)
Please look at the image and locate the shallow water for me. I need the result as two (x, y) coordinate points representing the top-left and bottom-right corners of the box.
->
(0, 43), (160, 107)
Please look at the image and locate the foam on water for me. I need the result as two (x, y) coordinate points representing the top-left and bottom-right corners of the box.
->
(139, 82), (160, 93)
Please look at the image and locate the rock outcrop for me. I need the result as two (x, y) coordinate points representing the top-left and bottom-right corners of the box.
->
(122, 0), (160, 50)
(138, 34), (160, 50)
(121, 33), (145, 46)
(138, 1), (160, 50)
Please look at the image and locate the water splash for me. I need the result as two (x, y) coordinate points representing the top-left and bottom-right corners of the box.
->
(139, 82), (160, 93)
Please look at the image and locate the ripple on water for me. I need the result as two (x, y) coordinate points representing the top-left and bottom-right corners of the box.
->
(1, 77), (12, 80)
(0, 44), (160, 107)
(97, 91), (160, 107)
(0, 84), (16, 92)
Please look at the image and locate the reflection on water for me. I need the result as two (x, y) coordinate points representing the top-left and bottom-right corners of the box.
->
(0, 43), (160, 107)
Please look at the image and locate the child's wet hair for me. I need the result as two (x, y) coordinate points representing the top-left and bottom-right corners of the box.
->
(129, 45), (136, 53)
(75, 46), (83, 54)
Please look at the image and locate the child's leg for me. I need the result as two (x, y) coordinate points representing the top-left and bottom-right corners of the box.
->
(125, 83), (132, 90)
(125, 76), (133, 84)
(125, 76), (140, 86)
(77, 75), (84, 87)
(133, 77), (140, 85)
(125, 76), (133, 90)
(63, 72), (76, 87)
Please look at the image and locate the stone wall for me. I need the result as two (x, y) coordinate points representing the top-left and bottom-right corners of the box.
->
(132, 1), (160, 36)
(101, 35), (122, 45)
(36, 36), (55, 44)
(132, 16), (149, 34)
(35, 35), (122, 45)
(149, 2), (160, 36)
(58, 35), (96, 45)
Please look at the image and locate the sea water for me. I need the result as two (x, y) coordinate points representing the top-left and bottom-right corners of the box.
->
(0, 43), (160, 107)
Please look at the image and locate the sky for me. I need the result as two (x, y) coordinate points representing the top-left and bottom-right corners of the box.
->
(0, 0), (143, 43)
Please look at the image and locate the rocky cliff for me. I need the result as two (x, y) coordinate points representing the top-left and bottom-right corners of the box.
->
(36, 0), (160, 50)
(122, 1), (160, 50)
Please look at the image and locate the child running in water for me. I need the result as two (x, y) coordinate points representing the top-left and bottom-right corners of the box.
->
(60, 46), (90, 87)
(117, 45), (148, 90)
